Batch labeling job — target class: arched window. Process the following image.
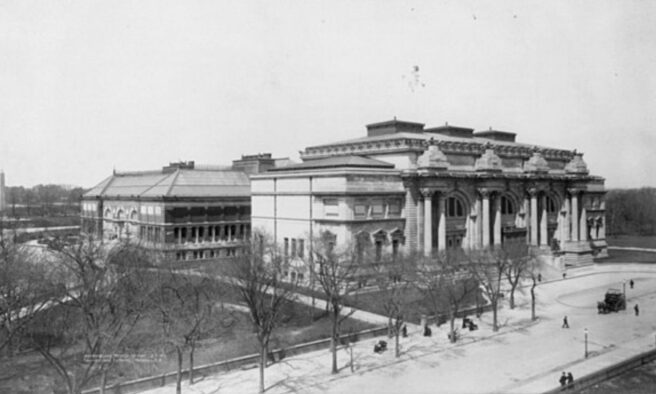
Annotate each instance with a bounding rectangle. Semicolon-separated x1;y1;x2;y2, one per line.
546;195;558;213
130;210;138;221
446;196;465;218
501;195;515;215
104;209;112;218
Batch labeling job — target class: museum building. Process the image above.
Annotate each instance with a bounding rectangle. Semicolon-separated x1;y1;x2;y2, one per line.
81;154;284;261
250;119;607;281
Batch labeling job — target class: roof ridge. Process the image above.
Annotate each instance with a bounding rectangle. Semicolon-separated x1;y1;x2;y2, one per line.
164;169;182;197
140;171;175;197
98;175;116;196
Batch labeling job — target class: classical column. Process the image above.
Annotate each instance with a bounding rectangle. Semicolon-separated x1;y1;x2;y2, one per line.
416;195;424;253
570;190;579;242
437;194;447;251
563;197;571;242
473;197;481;248
422;189;433;256
540;195;548;246
580;201;588;241
599;217;606;239
529;189;538;246
493;195;502;246
177;227;182;244
404;187;418;252
480;189;491;247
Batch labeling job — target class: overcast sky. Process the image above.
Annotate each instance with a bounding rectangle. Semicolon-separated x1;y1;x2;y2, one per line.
1;0;655;189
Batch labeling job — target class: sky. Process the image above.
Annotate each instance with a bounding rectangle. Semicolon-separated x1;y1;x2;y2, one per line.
1;0;655;189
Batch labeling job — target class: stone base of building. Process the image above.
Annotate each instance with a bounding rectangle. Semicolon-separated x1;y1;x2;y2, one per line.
560;239;608;266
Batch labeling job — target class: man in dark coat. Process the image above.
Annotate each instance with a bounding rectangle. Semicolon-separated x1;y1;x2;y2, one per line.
562;316;569;328
635;304;640;316
567;372;574;387
630;279;634;289
559;372;567;387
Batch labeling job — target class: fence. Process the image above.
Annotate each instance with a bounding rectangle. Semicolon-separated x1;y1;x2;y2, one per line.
543;347;656;394
82;326;388;394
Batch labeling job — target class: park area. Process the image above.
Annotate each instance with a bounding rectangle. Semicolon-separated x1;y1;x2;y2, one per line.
138;263;656;394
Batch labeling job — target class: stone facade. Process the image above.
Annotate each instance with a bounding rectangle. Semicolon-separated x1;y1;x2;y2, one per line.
251;119;608;280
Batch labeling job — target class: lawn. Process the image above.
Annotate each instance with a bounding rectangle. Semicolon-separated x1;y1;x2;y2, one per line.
0;275;376;394
606;235;656;249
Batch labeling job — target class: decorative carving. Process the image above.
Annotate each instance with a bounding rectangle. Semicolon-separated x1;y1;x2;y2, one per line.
420;188;435;198
565;152;589;174
524;150;550;173
477;188;491;198
475;147;503;172
417;145;449;170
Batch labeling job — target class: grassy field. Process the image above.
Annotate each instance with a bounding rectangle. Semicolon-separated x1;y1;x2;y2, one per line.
597;235;656;264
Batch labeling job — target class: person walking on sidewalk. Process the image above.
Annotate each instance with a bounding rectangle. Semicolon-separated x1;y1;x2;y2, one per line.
635;304;640;316
630;279;635;289
562;316;569;328
567;372;574;388
559;372;567;387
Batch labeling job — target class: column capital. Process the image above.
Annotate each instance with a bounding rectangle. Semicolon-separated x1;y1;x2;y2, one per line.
420;188;435;198
568;187;583;195
527;188;539;197
477;188;491;198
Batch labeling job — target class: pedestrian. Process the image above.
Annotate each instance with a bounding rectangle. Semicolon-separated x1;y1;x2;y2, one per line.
559;372;567;387
562;315;569;328
630;279;634;289
567;372;574;387
538;273;542;282
635;304;640;316
562;272;567;279
402;324;408;338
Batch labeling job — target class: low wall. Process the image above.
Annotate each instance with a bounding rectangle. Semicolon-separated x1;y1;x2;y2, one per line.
82;326;387;394
543;347;656;394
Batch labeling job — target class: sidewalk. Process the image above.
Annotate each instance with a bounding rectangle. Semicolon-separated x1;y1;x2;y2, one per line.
140;263;656;394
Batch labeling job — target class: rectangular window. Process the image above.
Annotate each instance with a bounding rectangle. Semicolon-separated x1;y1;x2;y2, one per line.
291;239;297;257
372;199;384;217
298;239;305;258
388;200;401;215
284;238;289;258
354;202;367;218
324;199;339;217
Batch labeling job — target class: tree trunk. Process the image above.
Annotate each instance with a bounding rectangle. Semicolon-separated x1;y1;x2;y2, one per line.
259;343;267;393
492;300;499;331
189;341;195;385
449;310;456;343
331;308;338;374
394;321;400;357
100;369;107;394
176;346;182;394
531;278;537;321
509;283;516;309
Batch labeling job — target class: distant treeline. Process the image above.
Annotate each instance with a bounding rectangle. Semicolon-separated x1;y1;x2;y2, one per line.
4;184;85;217
606;188;656;236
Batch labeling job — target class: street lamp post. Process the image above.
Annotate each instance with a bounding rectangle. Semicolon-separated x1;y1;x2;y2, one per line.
584;328;589;358
623;281;627;301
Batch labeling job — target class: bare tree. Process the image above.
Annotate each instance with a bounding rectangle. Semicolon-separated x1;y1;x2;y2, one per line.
417;250;478;343
525;251;541;321
22;236;152;394
313;231;360;374
371;250;417;356
466;248;508;332
0;221;57;356
501;240;530;309
228;231;297;393
150;266;234;394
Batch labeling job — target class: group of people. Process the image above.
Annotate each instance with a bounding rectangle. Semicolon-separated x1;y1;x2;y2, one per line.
559;371;574;388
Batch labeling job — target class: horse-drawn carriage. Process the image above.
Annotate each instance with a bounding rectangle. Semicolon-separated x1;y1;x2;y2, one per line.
597;288;626;314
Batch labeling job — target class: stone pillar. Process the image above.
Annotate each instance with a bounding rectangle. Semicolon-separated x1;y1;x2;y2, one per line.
423;189;433;256
493;195;502;246
474;198;481;248
540;195;548;246
529;190;538;246
571;191;579;242
480;189;491;247
437;194;446;251
599;217;606;239
580;204;588;242
417;196;424;253
563;197;571;242
177;227;182;244
404;186;418;252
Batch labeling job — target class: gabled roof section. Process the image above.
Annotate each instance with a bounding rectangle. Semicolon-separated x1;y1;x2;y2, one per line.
270;155;395;172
